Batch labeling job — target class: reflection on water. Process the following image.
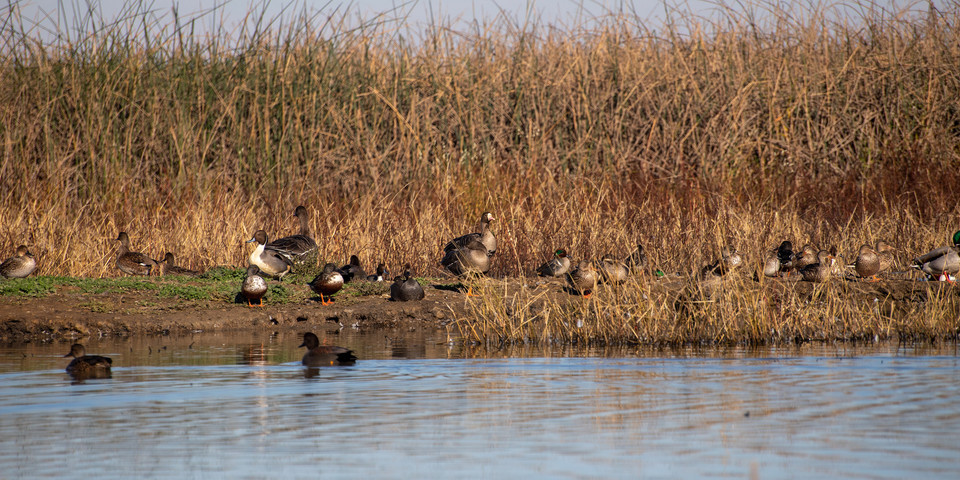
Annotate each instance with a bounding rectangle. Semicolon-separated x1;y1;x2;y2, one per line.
0;332;958;479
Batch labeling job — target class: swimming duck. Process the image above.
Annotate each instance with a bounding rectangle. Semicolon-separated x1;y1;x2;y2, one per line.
337;255;366;283
299;332;357;366
64;343;112;375
0;245;36;279
160;252;200;277
241;265;268;307
850;244;880;281
366;263;388;282
800;250;835;283
444;212;497;256
536;248;571;277
266;205;318;262
440;237;491;277
624;243;647;274
390;266;425;301
309;263;343;305
876;240;897;274
702;246;742;276
246;230;293;280
567;261;598;297
598;255;628;284
116;232;158;276
911;230;960;281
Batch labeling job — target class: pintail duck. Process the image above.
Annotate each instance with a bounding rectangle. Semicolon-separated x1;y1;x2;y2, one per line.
247;230;293;280
702;246;742;276
241;265;268;307
536;248;571;277
64;343;112;375
912;231;960;281
445;212;497;257
337;255;366;283
266;205;318;262
567;260;598;297
116;232;158;276
598;255;628;284
801;249;836;283
160;252;200;277
299;332;357;366
624;243;647;274
309;263;343;305
390;265;425;302
366;263;388;282
876;240;897;274
441;237;491;277
0;245;36;279
850;244;880;281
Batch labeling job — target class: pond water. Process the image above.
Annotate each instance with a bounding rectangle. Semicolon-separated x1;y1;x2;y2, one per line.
0;330;958;479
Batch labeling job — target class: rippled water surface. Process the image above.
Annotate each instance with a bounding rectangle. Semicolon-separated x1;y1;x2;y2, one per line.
1;331;958;479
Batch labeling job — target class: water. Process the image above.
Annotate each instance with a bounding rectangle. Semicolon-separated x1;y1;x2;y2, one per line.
1;331;958;479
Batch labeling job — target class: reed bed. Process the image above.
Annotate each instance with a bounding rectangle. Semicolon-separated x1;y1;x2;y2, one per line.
0;1;958;344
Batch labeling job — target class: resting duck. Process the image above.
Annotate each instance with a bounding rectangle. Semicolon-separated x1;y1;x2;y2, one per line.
876;240;897;274
762;243;787;278
567;261;598;297
536;248;571;277
850;244;880;281
160;252;200;277
0;245;36;279
267;205;318;262
775;240;796;276
801;249;836;283
441;237;491;277
912;231;960;281
624;243;647;274
337;255;366;283
390;266;425;301
702;246;742;276
598;255;628;284
366;263;388;282
247;230;293;280
792;244;818;273
241;265;268;307
445;212;496;256
64;344;112;375
299;332;357;366
309;263;343;305
116;232;158;276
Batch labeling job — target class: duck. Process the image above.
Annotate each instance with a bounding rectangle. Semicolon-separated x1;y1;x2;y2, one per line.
246;230;293;280
366;263;388;282
444;212;497;256
160;252;200;277
775;240;796;276
598;255;628;284
792;244;819;273
762;244;783;278
337;255;366;283
536;248;571;277
309;263;343;305
299;332;357;366
911;230;960;282
116;232;158;276
64;343;112;375
390;266;425;301
850;244;881;281
266;205;318;262
440;237;491;277
702;246;742;276
567;261;598;297
0;245;36;279
876;240;897;274
800;249;836;283
624;243;647;274
241;265;268;307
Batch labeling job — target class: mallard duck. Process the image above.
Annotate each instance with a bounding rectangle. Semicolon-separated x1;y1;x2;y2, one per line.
876;240;897;274
440;237;491;277
912;231;960;281
774;240;796;276
337;255;366;283
366;263;388;282
267;205;318;262
850;244;880;281
762;245;782;278
792;244;818;272
598;255;628;284
247;230;293;280
702;246;742;276
624;243;647;274
64;343;112;375
241;265;267;307
567;261;598;297
299;332;357;366
116;232;158;276
445;212;496;256
536;248;571;277
309;263;343;305
390;266;425;301
160;252;200;277
0;245;36;279
801;250;835;283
